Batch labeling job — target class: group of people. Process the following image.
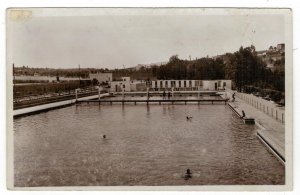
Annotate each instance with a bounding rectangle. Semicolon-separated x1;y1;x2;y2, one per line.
146;90;172;100
162;90;172;100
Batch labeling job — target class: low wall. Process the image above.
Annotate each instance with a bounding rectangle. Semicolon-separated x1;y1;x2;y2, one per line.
226;90;285;123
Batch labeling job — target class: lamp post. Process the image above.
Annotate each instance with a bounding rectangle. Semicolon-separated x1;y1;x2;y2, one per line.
78;64;81;88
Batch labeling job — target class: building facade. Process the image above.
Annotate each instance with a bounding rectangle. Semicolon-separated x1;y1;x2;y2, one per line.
110;81;131;92
149;80;231;91
130;82;147;91
110;77;147;92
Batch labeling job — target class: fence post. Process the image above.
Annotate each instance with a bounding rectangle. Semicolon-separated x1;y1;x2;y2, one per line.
172;87;174;98
75;89;79;102
122;88;125;100
99;87;101;100
147;87;149;100
96;86;101;100
272;108;273;118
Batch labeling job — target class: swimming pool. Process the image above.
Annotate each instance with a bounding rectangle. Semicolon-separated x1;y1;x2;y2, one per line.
13;100;285;186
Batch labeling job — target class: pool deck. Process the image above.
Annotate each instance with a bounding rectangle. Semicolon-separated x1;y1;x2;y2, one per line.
13;93;110;117
79;98;229;105
227;95;285;163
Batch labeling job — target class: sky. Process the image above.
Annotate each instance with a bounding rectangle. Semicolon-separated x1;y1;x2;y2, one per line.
7;8;286;69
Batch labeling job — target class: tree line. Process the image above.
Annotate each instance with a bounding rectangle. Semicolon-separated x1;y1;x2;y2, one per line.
145;46;284;94
111;45;284;102
14;45;285;100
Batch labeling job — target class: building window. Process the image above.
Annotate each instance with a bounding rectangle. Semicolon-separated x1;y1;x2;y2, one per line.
184;81;186;87
218;81;221;87
171;81;175;87
155;81;157;87
179;81;181;87
160;81;163;87
165;81;168;87
189;80;192;87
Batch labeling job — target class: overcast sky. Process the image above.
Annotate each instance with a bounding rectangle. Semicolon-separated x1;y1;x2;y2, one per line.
7;9;285;69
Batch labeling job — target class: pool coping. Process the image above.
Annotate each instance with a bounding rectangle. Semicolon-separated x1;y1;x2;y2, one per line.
227;102;285;165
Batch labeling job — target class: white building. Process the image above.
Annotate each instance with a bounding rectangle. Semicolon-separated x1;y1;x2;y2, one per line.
89;72;113;84
121;77;130;82
130;81;147;91
149;80;231;91
110;81;131;92
110;77;147;92
202;80;231;90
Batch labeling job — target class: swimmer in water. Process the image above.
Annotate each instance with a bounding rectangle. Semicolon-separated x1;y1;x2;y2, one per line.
103;135;106;139
184;169;192;180
186;116;193;120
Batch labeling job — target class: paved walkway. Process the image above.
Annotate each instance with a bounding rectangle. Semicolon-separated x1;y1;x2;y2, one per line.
228;95;285;159
14;93;110;117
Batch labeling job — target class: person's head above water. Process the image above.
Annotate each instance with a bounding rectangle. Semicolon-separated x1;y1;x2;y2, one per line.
186;169;191;174
103;135;106;139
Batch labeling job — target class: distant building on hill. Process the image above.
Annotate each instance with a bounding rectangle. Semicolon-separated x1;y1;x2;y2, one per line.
277;43;285;52
257;43;285;70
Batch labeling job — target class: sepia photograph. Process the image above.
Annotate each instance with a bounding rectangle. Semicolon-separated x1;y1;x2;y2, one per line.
6;8;292;190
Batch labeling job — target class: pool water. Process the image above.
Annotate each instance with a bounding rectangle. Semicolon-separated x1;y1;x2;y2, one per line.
13;102;285;186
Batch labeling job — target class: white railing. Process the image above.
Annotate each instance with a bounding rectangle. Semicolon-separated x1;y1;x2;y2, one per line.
226;89;285;123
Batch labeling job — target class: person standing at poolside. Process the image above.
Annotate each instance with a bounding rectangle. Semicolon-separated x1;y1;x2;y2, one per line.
241;110;246;118
168;91;171;99
163;90;166;100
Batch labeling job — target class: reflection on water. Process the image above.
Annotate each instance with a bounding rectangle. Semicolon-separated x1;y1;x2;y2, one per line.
14;101;285;186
